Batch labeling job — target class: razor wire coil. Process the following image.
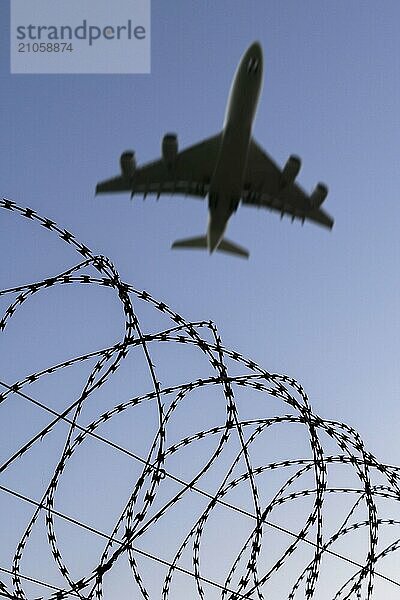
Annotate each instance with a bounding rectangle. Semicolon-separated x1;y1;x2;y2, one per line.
1;198;400;600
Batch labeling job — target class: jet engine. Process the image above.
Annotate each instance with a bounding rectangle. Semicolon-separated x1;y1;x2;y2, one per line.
120;151;136;178
162;133;178;169
282;155;301;186
310;183;328;208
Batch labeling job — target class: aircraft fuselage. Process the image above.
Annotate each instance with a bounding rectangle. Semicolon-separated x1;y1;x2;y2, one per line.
207;42;263;252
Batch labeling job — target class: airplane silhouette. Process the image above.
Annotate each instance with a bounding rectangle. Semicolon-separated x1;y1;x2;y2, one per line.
96;42;333;258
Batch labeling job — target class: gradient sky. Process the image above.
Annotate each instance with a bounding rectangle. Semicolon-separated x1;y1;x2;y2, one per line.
1;1;400;598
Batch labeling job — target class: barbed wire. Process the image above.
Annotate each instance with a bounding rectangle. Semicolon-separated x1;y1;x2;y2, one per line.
1;197;400;600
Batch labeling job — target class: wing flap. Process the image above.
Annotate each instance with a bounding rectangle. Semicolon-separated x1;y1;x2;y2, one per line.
96;176;132;194
171;236;249;259
96;133;221;201
242;139;334;229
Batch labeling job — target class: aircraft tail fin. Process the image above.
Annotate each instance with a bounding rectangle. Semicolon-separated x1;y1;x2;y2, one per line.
171;236;249;259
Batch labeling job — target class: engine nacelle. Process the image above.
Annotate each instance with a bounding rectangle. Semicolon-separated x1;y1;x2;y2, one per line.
162;133;178;168
120;151;136;178
310;183;328;208
282;155;301;186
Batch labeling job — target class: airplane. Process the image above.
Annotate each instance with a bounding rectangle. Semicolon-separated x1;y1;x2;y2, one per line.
96;41;334;259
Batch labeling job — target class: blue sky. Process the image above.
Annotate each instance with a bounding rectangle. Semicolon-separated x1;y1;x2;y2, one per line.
1;1;400;598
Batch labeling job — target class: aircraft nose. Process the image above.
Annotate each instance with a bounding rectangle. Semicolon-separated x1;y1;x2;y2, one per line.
249;41;262;57
243;41;263;72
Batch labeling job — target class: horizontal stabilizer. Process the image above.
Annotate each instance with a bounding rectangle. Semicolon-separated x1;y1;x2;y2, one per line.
217;238;249;259
171;235;208;250
171;236;249;259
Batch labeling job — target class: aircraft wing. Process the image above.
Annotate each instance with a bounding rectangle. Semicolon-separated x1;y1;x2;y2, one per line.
96;134;221;199
242;140;334;229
